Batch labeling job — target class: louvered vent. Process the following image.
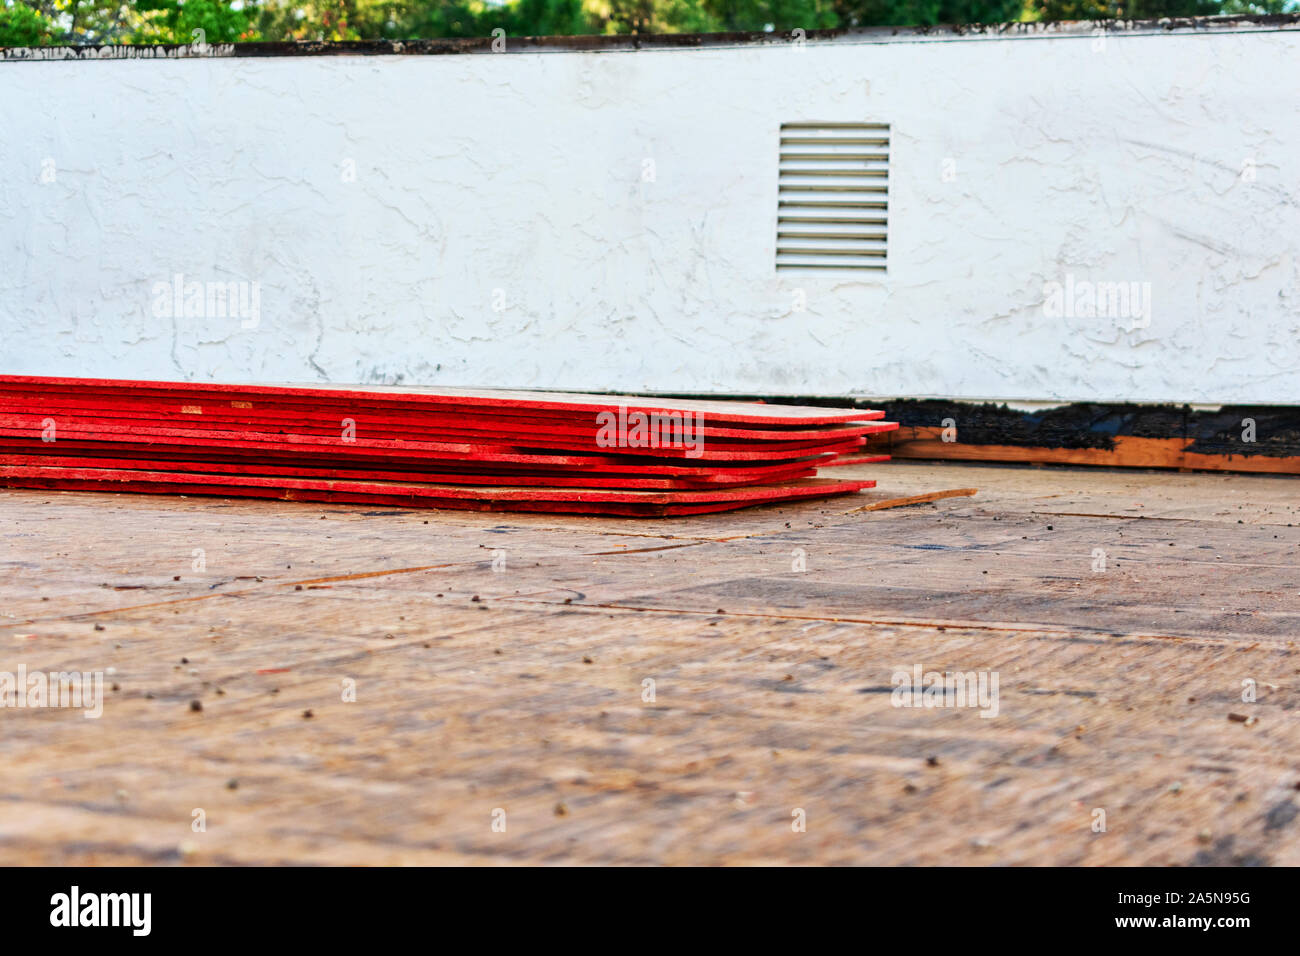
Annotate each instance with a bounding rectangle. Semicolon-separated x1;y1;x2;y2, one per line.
776;122;889;272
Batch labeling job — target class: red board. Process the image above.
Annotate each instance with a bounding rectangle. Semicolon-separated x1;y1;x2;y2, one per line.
0;417;877;463
0;376;884;426
0;453;818;490
0;394;886;442
0;438;845;479
0;463;873;504
0;409;891;456
0;376;893;515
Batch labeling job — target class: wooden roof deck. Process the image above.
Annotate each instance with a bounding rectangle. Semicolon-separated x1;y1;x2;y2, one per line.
0;461;1297;865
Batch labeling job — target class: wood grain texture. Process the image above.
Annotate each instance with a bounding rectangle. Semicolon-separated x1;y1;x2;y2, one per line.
0;461;1297;865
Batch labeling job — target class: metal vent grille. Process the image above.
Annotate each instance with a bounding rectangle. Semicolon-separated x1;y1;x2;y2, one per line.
776;122;888;272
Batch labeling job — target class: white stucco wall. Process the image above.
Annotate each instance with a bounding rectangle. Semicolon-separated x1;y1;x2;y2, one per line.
2;25;1298;404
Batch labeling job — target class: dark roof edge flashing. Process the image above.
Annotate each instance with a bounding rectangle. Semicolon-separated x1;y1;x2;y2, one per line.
4;14;1300;61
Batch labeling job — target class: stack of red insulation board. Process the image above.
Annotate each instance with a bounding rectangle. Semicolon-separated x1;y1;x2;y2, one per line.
0;376;897;516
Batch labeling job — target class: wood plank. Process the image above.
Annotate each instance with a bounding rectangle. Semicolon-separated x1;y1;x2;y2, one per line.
1;461;1297;865
0;376;885;426
872;430;1300;475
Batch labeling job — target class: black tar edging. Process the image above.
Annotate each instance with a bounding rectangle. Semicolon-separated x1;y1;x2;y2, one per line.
879;400;1300;458
658;395;1300;458
3;14;1300;60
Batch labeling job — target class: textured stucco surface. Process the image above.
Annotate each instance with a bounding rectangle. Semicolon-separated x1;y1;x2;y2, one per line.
2;30;1298;403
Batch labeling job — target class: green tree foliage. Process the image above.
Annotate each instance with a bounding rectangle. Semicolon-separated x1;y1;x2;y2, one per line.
835;0;1022;26
697;0;838;31
254;1;399;41
4;0;1293;48
1028;0;1222;19
0;1;58;44
1;0;144;45
396;0;591;40
1221;0;1293;11
134;0;259;41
